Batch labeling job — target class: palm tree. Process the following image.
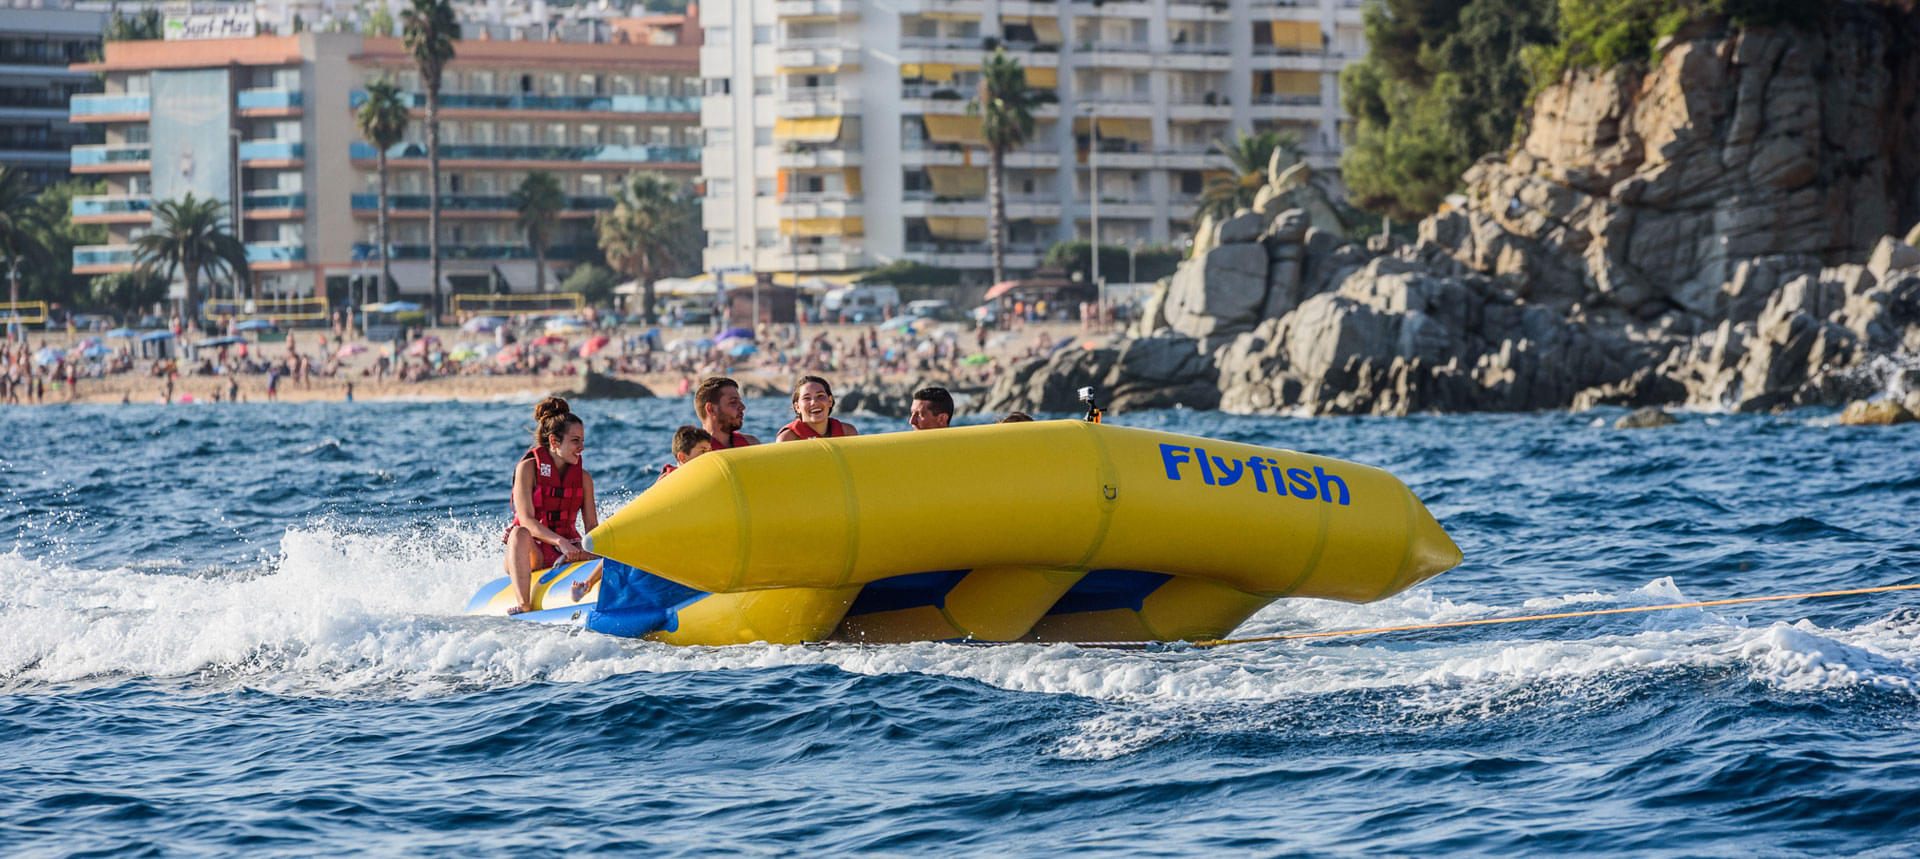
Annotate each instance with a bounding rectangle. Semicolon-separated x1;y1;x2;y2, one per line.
597;173;697;324
1196;129;1301;224
355;78;409;303
0;167;47;312
511;170;565;293
967;48;1039;287
133;193;250;329
402;0;457;323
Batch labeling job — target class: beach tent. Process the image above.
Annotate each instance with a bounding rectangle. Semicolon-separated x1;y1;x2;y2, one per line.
106;327;139;339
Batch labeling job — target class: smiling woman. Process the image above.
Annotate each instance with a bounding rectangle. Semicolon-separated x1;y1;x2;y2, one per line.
776;374;858;441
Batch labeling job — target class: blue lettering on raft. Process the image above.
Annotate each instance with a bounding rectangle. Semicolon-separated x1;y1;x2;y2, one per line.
1157;443;1352;506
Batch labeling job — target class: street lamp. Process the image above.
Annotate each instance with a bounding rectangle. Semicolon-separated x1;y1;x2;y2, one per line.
228;128;247;306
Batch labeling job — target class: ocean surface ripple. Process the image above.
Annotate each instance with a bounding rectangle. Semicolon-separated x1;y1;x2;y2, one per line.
2;400;1917;855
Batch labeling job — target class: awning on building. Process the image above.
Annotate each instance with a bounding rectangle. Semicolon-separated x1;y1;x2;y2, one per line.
924;10;979;21
923;114;985;145
489;261;558;292
1023;66;1058;88
1267;70;1320;95
774;116;844;142
1073;116;1154;143
927;165;987;197
1267;20;1321;50
776;63;858;75
1031;17;1062;44
780;217;865;236
924;216;988;241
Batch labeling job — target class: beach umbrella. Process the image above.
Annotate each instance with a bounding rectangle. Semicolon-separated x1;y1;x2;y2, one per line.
448;348;480;361
380;301;422;313
83;344;112;359
106;327;138;339
139;331;174;342
33;347;61;365
578;335;611;357
404;336;441;357
462;315;507;333
193;336;246;348
335;343;368;359
727;342;758;358
235;319;276;331
962;353;991;366
494;343;524;365
716;326;753;342
544;316;588;333
666;337;712;353
530;335;566;348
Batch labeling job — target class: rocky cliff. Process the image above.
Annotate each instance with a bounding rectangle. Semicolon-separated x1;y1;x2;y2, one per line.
979;4;1920;417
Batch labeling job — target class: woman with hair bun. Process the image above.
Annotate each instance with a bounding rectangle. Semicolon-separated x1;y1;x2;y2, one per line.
501;396;599;614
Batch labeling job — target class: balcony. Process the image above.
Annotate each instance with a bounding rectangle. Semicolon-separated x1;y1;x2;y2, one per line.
776;86;861;118
69;93;150;119
775;42;861;71
1075;44;1154;69
239;140;304;162
348;90;699;115
71;195;151;219
73;244;136;269
350;141;700;166
70;143;149;171
779;192;863;220
246;243;307;264
244;192;307;212
777;148;856;169
349;193;616;213
351;243;598;261
237;88;303;111
774;0;860;17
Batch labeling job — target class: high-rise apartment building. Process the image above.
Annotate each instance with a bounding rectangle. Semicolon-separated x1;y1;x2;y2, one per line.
699;0;1363;278
68;26;701;302
2;7;103;188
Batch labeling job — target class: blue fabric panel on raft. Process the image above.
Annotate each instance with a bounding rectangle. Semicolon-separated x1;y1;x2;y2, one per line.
585;560;706;638
845;570;971;616
1047;570;1174;615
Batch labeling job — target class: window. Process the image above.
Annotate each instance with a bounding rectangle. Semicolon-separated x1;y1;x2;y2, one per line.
708;127;732;146
707;26;730;45
614;75;636;95
546;123;568;145
709;177;732;197
753;25;774;44
441;121;461;144
755;177;776;196
579;174;603;196
709;229;734;248
754;76;773;95
471;70;494;94
649;76;671;97
471;123;496;145
546;73;566;95
757;228;778;248
507;123;532;144
649;125;673;146
682;77;701;97
579;74;601;95
125;125;149;144
706;77;731;96
579;124;601;145
684;128;703;146
754;126;772;146
616;125;638;146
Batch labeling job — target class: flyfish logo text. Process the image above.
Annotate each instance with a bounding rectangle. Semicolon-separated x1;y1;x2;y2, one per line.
1158;443;1351;505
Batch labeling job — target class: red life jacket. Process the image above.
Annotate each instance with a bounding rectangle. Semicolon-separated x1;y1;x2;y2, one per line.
660;463;678;476
512;446;584;540
782;417;851;439
708;430;756;450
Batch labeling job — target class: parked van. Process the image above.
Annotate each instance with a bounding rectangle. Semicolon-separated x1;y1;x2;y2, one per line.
821;286;901;323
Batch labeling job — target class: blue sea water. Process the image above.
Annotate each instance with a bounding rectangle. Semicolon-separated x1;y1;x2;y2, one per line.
2;398;1918;855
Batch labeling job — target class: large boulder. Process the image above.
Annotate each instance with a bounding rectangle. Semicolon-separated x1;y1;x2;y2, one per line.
1162;243;1271;338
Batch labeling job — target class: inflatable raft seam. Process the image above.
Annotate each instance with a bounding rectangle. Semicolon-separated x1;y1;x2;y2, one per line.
1271;460;1333;598
714;454;750;592
823;441;861;588
1070;422;1121;571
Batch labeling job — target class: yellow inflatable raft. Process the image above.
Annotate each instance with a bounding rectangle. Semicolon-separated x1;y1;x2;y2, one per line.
467;420;1462;645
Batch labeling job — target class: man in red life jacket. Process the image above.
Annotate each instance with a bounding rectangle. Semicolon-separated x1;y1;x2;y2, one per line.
694;376;760;449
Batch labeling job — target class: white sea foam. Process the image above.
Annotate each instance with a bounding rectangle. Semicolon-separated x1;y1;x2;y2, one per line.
4;528;1918;723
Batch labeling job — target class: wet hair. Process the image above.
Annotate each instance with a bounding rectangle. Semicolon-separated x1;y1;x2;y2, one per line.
999;411;1035;423
790;374;834;416
673;424;713;456
532;396;582;448
694;376;738;421
912;386;954;418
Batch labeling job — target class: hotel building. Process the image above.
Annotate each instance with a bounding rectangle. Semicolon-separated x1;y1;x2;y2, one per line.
2;6;102;187
698;0;1364;277
68;25;701;301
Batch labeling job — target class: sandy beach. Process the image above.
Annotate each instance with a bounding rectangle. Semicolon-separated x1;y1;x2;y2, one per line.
4;319;1107;407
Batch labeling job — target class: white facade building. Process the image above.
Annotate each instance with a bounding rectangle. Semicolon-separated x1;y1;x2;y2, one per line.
699;0;1364;277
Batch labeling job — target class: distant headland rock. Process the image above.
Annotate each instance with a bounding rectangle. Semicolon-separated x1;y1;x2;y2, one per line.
980;4;1920;419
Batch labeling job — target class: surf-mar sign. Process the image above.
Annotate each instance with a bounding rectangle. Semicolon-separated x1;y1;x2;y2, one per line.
164;12;257;40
